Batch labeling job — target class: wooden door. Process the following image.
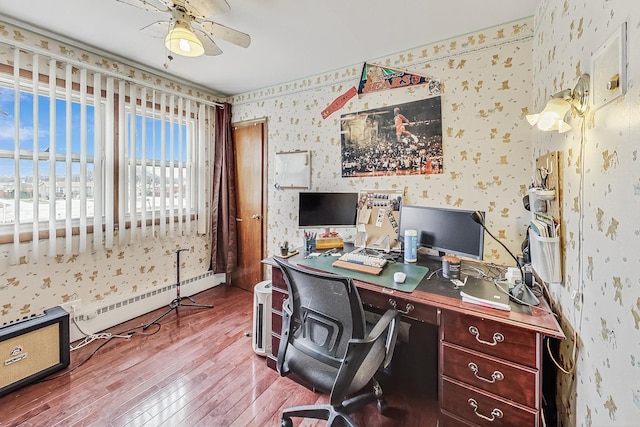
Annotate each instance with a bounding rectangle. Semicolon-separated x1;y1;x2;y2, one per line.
231;120;266;292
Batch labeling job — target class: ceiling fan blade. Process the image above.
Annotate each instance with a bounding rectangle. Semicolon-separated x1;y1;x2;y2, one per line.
115;0;170;13
183;0;230;19
140;20;170;38
199;21;251;48
194;30;223;56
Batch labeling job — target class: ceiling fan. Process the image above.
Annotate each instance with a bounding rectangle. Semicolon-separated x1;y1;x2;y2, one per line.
116;0;251;57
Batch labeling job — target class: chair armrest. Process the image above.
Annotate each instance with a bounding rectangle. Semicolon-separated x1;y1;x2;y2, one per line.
364;309;400;368
349;308;400;368
330;309;400;401
276;298;293;375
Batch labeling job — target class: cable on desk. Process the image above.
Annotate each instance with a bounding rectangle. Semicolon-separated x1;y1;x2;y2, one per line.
460;264;486;279
476;262;506;282
427;268;442;280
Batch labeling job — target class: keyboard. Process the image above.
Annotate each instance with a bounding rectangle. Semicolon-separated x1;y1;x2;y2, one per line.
338;252;388;268
332;252;387;275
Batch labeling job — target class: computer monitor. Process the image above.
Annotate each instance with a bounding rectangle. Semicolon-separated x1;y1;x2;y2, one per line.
398;205;485;260
298;192;358;232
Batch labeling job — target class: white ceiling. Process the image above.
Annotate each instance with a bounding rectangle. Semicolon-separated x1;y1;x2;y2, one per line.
0;0;540;97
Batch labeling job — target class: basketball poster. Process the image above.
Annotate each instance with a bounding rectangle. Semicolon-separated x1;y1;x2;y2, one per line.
340;97;443;177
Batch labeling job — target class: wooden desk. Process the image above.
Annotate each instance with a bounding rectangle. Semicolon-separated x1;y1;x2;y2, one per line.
263;253;564;427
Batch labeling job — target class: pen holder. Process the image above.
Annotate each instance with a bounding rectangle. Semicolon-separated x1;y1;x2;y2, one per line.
303;238;316;255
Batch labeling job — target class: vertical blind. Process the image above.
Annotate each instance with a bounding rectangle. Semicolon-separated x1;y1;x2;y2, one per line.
2;47;213;264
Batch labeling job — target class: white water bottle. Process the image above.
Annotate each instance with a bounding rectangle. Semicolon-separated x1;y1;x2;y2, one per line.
404;229;417;263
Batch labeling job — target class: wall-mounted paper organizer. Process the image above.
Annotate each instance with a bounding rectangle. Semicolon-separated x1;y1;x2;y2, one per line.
529;230;562;284
531;151;563;284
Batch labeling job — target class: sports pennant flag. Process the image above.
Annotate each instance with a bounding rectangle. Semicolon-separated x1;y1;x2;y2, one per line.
321;86;358;119
358;63;440;96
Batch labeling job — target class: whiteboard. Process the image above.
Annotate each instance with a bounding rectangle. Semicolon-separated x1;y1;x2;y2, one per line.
274;151;311;189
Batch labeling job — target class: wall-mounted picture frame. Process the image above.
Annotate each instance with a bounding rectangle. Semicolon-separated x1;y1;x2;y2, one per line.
591;22;627;109
340;97;443;177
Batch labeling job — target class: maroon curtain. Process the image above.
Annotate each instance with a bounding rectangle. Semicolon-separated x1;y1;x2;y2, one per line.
210;103;238;274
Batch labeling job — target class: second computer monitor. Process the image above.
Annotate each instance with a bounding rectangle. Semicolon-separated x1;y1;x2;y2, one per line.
298;192;358;231
398;205;485;260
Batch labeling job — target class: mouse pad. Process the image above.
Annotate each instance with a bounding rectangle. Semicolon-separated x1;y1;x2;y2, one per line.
299;255;428;293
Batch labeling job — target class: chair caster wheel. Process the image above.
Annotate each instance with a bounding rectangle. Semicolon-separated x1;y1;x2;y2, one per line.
377;399;389;415
281;416;293;427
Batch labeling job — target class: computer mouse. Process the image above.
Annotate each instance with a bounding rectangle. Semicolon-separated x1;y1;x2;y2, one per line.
393;272;406;283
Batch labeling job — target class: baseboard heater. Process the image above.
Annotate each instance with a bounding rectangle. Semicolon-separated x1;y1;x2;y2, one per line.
0;306;70;397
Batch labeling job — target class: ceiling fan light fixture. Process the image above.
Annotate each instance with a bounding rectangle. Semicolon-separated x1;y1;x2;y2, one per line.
165;22;204;57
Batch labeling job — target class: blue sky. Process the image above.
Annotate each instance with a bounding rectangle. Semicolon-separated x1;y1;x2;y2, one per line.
0;86;188;177
0;88;95;157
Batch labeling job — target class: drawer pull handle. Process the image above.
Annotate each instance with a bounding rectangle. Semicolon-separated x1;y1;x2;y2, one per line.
468;362;504;383
468;398;503;422
388;299;414;314
468;326;504;346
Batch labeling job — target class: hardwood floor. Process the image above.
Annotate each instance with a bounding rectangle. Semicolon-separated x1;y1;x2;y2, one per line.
0;285;438;426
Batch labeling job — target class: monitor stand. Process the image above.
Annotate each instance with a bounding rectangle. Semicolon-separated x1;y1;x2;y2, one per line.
354;230;367;248
319;227;343;238
370;234;391;253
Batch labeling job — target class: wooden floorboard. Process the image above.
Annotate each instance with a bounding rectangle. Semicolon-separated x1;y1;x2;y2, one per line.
0;284;438;426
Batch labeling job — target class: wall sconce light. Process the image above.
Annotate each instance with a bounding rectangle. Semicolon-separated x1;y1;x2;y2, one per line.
165;13;204;57
526;73;590;133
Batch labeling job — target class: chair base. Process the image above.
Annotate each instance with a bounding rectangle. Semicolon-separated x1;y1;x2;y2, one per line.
281;380;386;427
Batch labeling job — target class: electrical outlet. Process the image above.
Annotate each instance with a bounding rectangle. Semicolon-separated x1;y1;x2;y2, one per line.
59;299;82;317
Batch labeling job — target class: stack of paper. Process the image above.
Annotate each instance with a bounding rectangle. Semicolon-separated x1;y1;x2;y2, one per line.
530;212;558;237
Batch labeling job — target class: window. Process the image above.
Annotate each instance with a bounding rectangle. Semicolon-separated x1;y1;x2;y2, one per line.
123;91;198;235
0;49;211;261
0;87;96;229
126;114;191;217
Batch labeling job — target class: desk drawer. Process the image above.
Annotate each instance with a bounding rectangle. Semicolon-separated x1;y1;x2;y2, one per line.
271;287;287;313
358;287;438;324
271;267;286;291
441;342;538;408
441;378;538;427
442;311;539;368
271;334;281;360
272;311;283;337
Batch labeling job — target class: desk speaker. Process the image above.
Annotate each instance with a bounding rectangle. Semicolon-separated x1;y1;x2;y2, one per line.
0;306;70;397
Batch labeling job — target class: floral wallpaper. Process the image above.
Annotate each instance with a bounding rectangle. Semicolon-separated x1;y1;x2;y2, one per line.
1;233;212;322
531;1;640;426
0;21;222;328
232;18;536;266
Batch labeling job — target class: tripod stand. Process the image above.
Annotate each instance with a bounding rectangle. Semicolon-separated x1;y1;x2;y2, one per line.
143;248;213;330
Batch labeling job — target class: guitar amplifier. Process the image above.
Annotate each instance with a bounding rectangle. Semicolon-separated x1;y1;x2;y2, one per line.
1;306;70;397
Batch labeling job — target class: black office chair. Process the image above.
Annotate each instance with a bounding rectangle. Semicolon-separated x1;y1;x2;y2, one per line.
273;257;400;427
